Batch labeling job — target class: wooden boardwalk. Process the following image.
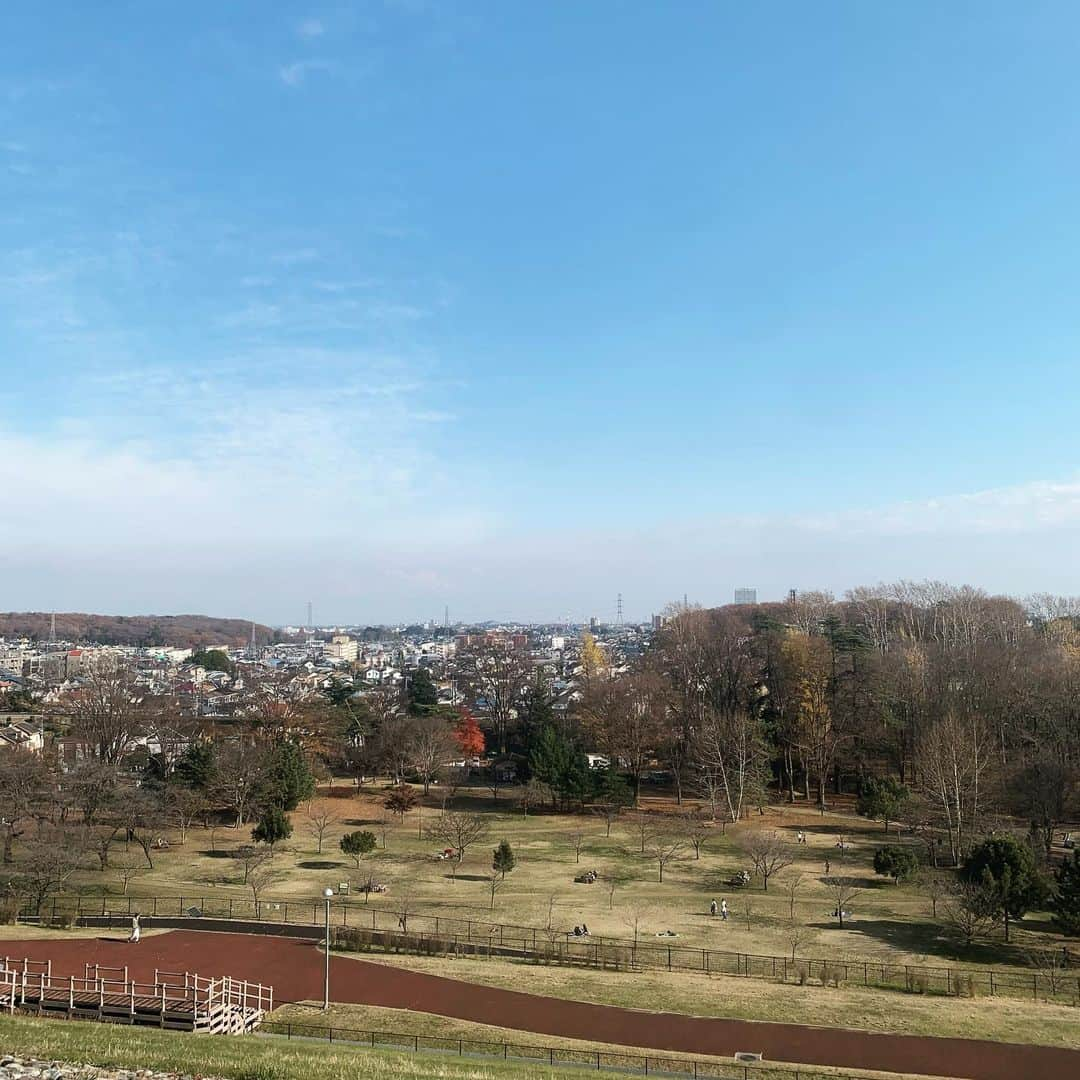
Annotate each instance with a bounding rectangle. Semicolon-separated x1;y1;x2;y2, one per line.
0;956;271;1034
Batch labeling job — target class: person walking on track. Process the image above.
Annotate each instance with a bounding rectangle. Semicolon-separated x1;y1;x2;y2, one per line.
127;915;141;943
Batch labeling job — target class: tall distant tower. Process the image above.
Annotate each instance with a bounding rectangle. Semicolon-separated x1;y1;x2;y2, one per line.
444;604;449;630
250;621;258;657
306;601;313;630
49;612;56;644
616;593;623;626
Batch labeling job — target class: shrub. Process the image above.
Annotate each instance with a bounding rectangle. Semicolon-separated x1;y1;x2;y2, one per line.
822;962;846;987
873;845;919;885
794;962;810;986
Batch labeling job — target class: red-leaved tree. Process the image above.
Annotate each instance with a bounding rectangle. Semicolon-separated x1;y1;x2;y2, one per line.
453;709;485;757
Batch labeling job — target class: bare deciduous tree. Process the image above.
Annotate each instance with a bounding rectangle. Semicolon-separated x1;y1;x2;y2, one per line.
571;830;586;864
426;812;490;880
454;640;530;755
941;881;996;946
0;748;51;864
743;830;794;891
782;872;805;920
823;876;861;929
785;918;814;961
627;810;660;854
63;666;144;766
410;715;458;796
680;811;712;859
166;787;206;845
918;711;992;865
248;862;283;917
305;807;339;855
648;835;686;883
112;852;146;895
230;844;274;886
917;868;951;919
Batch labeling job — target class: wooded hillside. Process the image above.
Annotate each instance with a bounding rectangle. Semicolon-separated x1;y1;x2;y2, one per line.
0;612;275;648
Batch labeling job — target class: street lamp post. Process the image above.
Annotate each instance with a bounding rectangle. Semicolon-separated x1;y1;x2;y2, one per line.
322;887;334;1010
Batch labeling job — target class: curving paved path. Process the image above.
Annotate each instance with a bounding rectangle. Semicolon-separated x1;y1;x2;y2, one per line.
2;931;1078;1080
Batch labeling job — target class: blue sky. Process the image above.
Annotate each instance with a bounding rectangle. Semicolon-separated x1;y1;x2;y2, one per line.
3;2;1080;624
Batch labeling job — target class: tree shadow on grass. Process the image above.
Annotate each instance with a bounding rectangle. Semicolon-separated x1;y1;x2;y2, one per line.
446;873;489;882
839;916;1020;967
198;850;234;859
297;860;345;870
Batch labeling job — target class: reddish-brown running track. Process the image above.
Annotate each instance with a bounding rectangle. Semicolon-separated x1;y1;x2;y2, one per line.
2;931;1077;1080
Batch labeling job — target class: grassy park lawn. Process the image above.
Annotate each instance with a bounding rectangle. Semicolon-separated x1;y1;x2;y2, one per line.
343;950;1080;1050
0;923;169;941
51;784;1074;980
0;1013;628;1080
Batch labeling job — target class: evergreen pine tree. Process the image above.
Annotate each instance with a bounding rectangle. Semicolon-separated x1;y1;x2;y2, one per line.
492;839;516;879
1053;850;1080;936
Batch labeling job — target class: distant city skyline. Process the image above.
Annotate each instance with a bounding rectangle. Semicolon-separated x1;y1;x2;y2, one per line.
4;4;1080;621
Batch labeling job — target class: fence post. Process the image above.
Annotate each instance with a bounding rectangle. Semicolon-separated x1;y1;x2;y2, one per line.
989;970;995;995
288;1023;292;1040
668;947;672;971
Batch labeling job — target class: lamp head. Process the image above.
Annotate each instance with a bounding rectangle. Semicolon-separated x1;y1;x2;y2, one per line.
323;887;334;898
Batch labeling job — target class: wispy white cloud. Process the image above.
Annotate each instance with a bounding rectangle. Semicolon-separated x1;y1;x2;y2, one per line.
796;478;1080;537
270;247;319;265
297;17;325;39
278;59;334;87
313;278;380;293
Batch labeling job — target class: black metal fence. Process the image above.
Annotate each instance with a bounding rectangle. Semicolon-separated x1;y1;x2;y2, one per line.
261;1018;883;1080
26;893;1080;1005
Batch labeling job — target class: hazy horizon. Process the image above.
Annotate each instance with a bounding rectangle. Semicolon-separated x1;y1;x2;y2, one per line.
4;3;1080;623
